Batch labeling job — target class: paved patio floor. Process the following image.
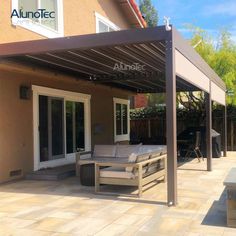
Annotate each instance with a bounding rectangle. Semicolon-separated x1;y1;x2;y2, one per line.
1;153;236;236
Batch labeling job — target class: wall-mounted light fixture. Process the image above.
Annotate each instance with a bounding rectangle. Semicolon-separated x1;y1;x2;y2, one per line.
19;85;30;100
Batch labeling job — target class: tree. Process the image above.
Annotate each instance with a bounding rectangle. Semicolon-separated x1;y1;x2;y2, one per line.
146;93;165;106
210;31;236;105
189;26;236;105
139;0;158;27
176;26;236;125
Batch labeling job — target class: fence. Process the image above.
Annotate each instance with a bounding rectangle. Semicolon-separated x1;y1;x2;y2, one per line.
131;116;235;151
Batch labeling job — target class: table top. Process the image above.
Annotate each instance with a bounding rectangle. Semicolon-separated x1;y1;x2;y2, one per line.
224;168;236;187
177;139;192;144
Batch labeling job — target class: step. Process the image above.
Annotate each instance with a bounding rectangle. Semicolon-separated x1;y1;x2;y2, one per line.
25;164;76;181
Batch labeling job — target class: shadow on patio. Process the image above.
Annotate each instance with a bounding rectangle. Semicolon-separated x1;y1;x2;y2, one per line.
0;176;168;206
201;188;227;227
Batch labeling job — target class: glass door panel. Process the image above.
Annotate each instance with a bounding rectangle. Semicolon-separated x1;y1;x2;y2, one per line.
39;95;49;162
51;98;64;159
66;101;74;154
66;101;85;154
75;102;85;151
39;95;64;163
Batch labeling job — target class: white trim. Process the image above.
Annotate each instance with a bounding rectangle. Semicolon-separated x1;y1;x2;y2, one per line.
113;98;130;143
95;12;120;33
32;85;91;170
113;98;129;104
11;0;64;38
32;85;91;100
126;0;144;28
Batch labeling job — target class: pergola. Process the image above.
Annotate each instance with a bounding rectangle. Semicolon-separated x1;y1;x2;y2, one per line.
0;25;227;206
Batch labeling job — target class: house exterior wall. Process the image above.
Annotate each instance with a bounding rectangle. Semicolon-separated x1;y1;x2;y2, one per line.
0;0;137;183
0;63;131;183
0;0;131;43
133;94;148;108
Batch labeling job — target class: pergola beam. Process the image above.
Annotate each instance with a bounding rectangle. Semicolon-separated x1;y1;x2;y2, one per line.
173;28;225;91
0;26;169;58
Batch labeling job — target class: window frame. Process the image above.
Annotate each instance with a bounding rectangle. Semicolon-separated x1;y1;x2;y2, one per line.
113;98;130;142
95;12;120;33
11;0;64;38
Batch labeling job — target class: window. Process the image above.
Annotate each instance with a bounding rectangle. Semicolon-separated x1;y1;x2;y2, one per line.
12;0;64;38
95;12;119;33
113;98;130;142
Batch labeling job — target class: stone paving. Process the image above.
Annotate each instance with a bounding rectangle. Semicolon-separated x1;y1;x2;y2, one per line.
1;153;236;235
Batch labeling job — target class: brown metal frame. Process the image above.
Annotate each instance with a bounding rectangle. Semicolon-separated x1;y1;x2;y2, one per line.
223;98;227;157
165;30;178;206
0;25;227;206
205;92;213;171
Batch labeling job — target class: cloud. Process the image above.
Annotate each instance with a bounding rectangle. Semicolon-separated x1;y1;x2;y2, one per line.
203;1;236;16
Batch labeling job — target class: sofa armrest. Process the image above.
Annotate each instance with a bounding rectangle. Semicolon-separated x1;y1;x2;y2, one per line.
76;151;92;176
76;151;92;161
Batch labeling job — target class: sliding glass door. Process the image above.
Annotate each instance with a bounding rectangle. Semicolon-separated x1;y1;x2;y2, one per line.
35;88;90;170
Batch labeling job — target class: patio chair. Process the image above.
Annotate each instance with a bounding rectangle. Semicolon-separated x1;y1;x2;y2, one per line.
183;131;204;162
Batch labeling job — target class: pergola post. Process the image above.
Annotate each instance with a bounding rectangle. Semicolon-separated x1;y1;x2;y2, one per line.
223;97;227;157
165;30;177;206
205;92;212;171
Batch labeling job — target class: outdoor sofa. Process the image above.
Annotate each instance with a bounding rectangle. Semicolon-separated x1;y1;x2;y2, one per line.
76;144;167;196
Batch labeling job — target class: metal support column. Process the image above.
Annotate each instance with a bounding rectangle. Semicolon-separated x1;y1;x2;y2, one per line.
205;92;212;171
165;30;177;206
223;99;227;157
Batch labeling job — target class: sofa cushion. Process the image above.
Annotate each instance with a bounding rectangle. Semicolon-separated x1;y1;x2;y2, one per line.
115;144;141;158
136;153;150;163
146;161;160;172
100;167;135;179
100;166;147;179
138;145;167;155
146;152;165;173
93;145;116;158
125;153;138;172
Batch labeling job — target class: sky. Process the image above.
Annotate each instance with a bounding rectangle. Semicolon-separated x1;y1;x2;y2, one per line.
150;0;236;43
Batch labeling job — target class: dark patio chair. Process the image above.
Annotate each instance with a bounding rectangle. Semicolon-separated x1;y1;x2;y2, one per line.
183;131;204;162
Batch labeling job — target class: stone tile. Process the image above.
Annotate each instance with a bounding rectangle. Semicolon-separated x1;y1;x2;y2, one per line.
57;216;112;234
1;155;236;235
0;227;51;236
223;228;236;236
29;217;69;232
0;217;36;229
47;210;79;219
113;213;151;226
126;204;161;216
94;223;129;236
140;217;191;235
